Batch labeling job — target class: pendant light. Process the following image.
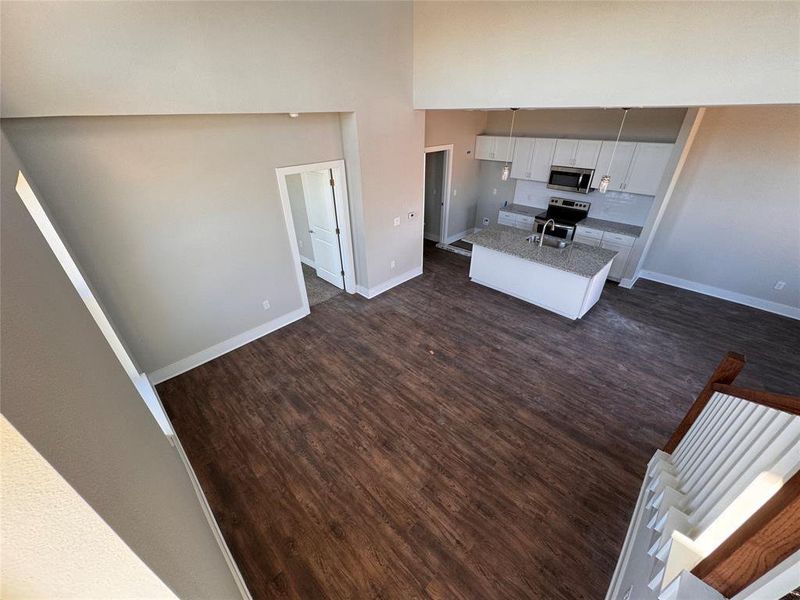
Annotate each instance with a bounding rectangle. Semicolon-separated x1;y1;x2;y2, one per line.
598;107;631;193
500;108;519;181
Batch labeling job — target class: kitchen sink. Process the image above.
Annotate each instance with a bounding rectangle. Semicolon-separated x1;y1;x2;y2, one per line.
526;235;571;249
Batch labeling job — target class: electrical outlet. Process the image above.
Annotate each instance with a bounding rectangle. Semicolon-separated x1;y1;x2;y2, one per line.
492;188;497;196
452;189;457;197
482;217;490;226
298;240;303;248
262;300;270;310
408;211;417;220
393;217;400;227
774;281;786;290
390;260;396;270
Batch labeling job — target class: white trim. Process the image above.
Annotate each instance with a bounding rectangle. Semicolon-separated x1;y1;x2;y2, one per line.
436;243;472;257
355;266;423;299
299;255;316;268
275;160;356;295
425;145;454;245
148;306;309;384
170;431;253;600
132;374;174;436
444;227;475;245
638;270;800;320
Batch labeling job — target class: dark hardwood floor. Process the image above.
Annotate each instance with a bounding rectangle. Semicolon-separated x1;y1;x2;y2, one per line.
159;243;800;600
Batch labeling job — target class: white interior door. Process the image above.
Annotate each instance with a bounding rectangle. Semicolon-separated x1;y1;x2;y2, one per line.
301;170;344;289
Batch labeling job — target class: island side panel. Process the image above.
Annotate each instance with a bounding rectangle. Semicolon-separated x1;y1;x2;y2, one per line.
468;245;590;319
578;261;613;318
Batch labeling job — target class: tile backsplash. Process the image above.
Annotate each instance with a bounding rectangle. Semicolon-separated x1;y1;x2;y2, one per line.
511;180;654;226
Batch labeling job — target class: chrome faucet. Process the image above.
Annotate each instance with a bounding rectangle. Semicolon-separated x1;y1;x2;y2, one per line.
539;219;555;247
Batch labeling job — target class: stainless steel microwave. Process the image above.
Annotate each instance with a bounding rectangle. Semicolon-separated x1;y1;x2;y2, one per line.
547;166;594;194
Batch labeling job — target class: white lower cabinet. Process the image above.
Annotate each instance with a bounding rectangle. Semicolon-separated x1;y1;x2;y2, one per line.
575;225;636;281
497;211;517;227
573;235;601;248
498;210;535;231
600;240;632;281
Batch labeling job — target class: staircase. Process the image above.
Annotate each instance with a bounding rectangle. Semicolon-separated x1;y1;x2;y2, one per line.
606;353;800;600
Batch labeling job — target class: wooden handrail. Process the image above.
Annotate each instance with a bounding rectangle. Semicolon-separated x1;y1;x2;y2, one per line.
711;383;800;416
692;469;800;597
663;352;746;453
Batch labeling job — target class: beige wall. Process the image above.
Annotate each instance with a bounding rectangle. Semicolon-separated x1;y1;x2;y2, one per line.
425;110;489;238
475;161;519;229
0;0;425;292
0;133;240;598
1;416;176;599
484;108;687;143
414;1;800;109
2;114;343;373
644;106;800;313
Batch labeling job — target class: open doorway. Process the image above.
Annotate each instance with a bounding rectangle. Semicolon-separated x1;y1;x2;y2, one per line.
423;145;469;257
423;145;452;244
276;160;355;309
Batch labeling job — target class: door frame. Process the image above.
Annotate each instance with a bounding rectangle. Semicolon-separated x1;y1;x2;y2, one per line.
424;145;453;244
275;160;356;305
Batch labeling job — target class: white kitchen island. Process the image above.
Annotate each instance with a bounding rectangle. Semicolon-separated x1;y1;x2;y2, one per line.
463;225;617;320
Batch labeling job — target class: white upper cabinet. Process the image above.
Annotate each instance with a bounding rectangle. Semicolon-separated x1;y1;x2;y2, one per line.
510;138;535;179
530;138;558;180
510;138;557;181
475;135;516;161
552;139;578;166
589;141;673;195
477;133;673;195
624;143;673;195
552;139;602;169
493;136;516;163
591;141;637;191
573;140;602;169
474;136;496;160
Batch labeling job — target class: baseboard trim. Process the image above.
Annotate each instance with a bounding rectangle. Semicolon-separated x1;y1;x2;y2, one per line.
638;270;799;320
171;433;253;600
299;255;315;268
148;306;310;384
445;227;475;245
356;266;423;299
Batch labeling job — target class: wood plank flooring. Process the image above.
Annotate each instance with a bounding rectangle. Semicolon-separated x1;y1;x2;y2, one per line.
159;243;800;600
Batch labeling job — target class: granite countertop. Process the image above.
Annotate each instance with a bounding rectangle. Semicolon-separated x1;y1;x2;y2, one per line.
578;217;643;238
498;204;542;217
499;205;643;238
463;224;617;278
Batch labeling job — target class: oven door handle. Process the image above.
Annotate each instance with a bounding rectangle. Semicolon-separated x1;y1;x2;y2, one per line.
537;220;573;231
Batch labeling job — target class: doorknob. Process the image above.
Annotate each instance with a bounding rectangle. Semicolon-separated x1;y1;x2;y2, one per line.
309;229;314;233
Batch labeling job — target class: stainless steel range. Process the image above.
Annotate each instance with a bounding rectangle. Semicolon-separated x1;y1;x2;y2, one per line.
533;197;590;240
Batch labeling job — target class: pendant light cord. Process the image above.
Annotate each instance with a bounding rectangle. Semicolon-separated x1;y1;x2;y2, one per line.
505;108;518;165
607;108;629;171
